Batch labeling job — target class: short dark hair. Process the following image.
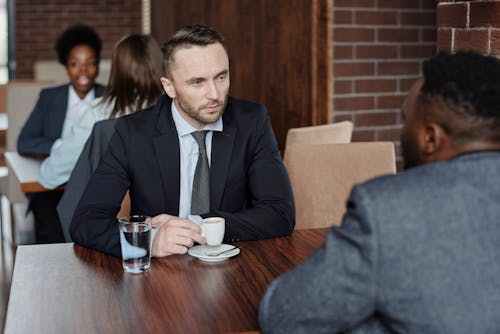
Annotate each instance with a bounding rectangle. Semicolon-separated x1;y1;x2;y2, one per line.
419;51;500;143
161;24;227;77
55;24;102;66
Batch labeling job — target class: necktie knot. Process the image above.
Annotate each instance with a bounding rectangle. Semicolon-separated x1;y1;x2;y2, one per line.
192;131;208;152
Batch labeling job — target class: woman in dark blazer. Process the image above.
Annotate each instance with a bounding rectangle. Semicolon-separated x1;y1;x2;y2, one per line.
17;24;105;243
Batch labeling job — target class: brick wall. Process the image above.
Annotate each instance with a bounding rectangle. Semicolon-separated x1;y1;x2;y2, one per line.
332;0;436;167
15;0;142;79
437;0;500;55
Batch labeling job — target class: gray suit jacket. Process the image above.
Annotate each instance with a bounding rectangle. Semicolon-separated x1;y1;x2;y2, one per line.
259;151;500;334
57;119;117;241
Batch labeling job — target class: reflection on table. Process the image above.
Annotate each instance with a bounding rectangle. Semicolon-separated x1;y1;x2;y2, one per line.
5;228;328;333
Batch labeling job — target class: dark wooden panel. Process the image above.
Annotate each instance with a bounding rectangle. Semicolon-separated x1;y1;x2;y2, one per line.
151;0;332;150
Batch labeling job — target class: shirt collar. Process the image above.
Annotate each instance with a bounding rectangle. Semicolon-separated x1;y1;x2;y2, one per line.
68;85;95;108
171;100;223;137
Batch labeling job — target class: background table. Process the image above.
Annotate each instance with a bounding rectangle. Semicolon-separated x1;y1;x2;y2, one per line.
4;228;328;334
5;151;45;192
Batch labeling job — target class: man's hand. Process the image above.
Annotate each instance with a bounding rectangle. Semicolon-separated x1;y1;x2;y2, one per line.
151;214;205;257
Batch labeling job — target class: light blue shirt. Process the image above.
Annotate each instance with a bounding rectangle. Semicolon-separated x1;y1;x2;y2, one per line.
170;101;223;223
38;96;111;189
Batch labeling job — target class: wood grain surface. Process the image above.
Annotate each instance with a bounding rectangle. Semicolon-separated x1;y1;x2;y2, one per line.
5;228;328;334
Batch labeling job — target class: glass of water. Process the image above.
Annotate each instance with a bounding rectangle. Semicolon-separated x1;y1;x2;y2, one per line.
119;215;152;273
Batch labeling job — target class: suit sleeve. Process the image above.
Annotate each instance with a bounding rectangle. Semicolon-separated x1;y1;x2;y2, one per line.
259;185;377;333
70;120;130;257
17;90;57;155
210;107;295;241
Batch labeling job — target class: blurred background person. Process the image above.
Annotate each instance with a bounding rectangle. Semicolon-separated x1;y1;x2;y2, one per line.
55;34;164;241
17;24;103;243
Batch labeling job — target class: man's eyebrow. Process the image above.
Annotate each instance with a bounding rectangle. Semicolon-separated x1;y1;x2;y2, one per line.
215;69;229;77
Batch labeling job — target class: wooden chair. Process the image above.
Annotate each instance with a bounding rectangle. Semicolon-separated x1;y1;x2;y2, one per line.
283;121;353;161
285;142;396;229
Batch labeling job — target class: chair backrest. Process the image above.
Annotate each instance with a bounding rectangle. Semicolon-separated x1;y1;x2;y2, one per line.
284;121;353;161
285;142;396;229
6;81;53;203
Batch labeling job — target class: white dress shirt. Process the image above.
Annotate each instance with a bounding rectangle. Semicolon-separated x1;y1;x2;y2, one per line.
170;102;223;223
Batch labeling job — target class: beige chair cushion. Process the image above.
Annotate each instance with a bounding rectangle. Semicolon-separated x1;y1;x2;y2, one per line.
285;142;396;229
6;81;53;203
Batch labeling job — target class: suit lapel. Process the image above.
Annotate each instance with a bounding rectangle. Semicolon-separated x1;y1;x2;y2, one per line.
211;126;236;210
53;85;69;137
153;100;181;215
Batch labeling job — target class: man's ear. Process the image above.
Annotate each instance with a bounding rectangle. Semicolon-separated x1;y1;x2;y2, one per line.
160;77;176;99
421;122;452;160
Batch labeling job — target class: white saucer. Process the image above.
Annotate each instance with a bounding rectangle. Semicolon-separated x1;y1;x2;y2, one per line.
188;244;240;262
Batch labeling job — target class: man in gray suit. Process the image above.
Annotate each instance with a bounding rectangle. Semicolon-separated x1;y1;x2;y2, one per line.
259;51;500;333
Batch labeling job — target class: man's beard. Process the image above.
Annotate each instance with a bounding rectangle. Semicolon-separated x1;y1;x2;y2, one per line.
177;94;228;125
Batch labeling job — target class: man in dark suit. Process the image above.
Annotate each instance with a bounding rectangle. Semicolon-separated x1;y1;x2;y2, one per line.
70;25;295;257
259;51;500;333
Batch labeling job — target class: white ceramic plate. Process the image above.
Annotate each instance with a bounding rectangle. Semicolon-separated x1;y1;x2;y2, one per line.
188;244;240;262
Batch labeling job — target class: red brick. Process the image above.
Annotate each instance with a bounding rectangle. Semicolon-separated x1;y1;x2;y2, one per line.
334;80;352;94
470;2;500;28
335;28;375;42
332;114;354;123
401;45;437;58
399;78;418;92
15;0;142;78
491;29;500;55
377;128;402;141
454;29;489;53
355;11;398;25
355;111;398;126
334;96;375;111
355;45;398;59
335;10;353;24
400;12;436;26
335;0;375;7
351;129;376;142
334;62;375;76
421;28;438;42
378;28;419;42
437;28;452;51
355;79;397;93
377;95;406;109
378;62;420;76
378;0;419;9
335;45;353;59
437;3;468;28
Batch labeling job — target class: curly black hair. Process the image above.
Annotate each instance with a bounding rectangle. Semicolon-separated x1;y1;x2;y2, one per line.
54;24;102;66
420;51;500;142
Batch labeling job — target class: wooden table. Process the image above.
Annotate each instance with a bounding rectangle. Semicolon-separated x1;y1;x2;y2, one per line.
4;151;62;192
4;228;328;334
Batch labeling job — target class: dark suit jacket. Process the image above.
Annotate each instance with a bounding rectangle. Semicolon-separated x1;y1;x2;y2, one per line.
71;95;295;257
57;119;117;242
260;151;500;334
17;83;105;155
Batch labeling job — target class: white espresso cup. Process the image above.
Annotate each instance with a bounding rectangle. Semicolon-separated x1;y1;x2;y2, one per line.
201;217;225;246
